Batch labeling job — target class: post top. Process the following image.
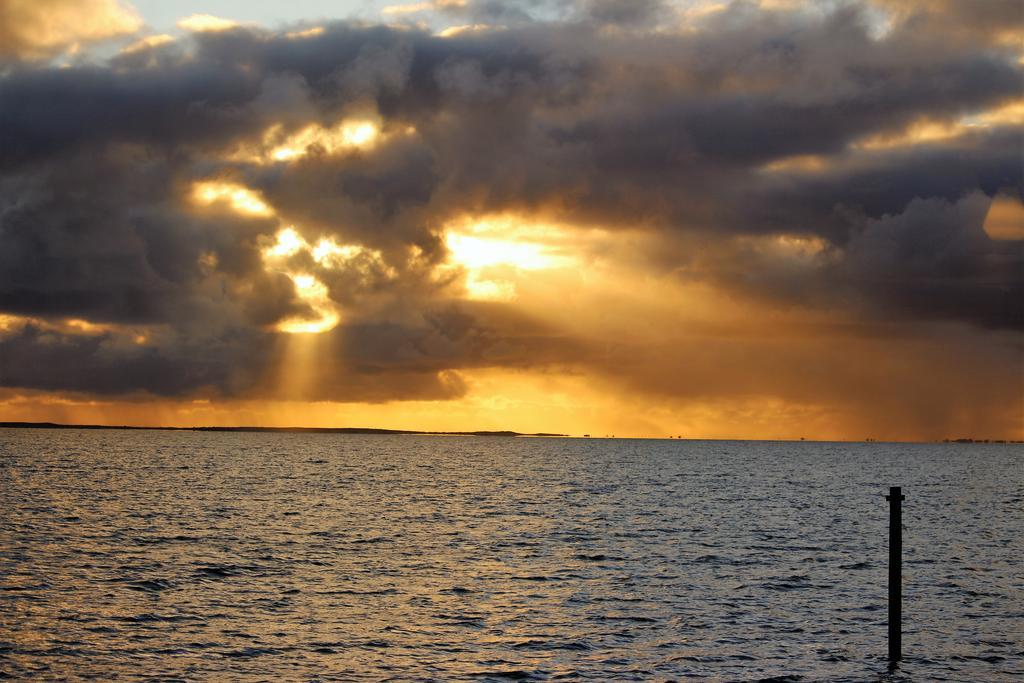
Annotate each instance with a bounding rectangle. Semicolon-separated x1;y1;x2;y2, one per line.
885;486;906;501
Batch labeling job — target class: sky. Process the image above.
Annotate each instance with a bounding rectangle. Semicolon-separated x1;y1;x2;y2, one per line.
0;0;1021;440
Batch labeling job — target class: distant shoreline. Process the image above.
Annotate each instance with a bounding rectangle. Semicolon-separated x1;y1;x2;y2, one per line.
0;421;567;438
0;422;1020;443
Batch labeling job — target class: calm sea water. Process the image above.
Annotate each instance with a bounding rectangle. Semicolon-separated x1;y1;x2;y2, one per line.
1;429;1021;681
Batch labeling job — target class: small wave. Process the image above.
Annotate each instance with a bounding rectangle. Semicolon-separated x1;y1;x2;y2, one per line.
839;562;871;570
691;554;761;566
512;639;589;651
132;536;172;545
319;588;397;596
592;615;657;623
360;639;391;648
112;613;202;623
951;654;1006;663
435;612;486;627
854;604;883;611
126;578;174;593
193;564;263;578
469;670;546;680
1;583;51;592
221;647;280;659
760;574;811;591
674;654;725;663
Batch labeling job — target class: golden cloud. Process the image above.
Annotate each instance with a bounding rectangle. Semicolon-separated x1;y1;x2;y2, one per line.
0;0;141;60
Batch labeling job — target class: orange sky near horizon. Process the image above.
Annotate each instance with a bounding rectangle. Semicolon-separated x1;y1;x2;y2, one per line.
2;375;1021;442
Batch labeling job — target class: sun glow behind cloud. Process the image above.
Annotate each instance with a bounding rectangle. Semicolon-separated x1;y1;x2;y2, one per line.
188;178;345;336
188;172;402;337
191;181;272;216
445;234;561;270
260;228;344;334
443;216;578;301
265;226;304;258
225;118;404;166
277;274;339;334
269;120;380;161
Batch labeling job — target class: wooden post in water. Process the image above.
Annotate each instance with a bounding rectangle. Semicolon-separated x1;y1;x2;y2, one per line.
886;486;905;665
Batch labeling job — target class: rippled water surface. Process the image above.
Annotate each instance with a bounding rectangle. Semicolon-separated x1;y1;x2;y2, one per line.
1;429;1022;681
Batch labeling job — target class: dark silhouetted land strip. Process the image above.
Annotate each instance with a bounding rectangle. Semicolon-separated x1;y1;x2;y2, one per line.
0;422;566;437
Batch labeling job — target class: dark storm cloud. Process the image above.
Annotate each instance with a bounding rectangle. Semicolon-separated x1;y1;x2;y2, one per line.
843;193;1023;329
0;146;297;325
0;323;271;396
730;127;1024;241
0;0;1021;400
0;63;266;168
667;189;1022;331
256;132;443;255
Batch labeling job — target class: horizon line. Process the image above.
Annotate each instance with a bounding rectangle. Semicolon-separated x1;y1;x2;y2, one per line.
1;421;1018;445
